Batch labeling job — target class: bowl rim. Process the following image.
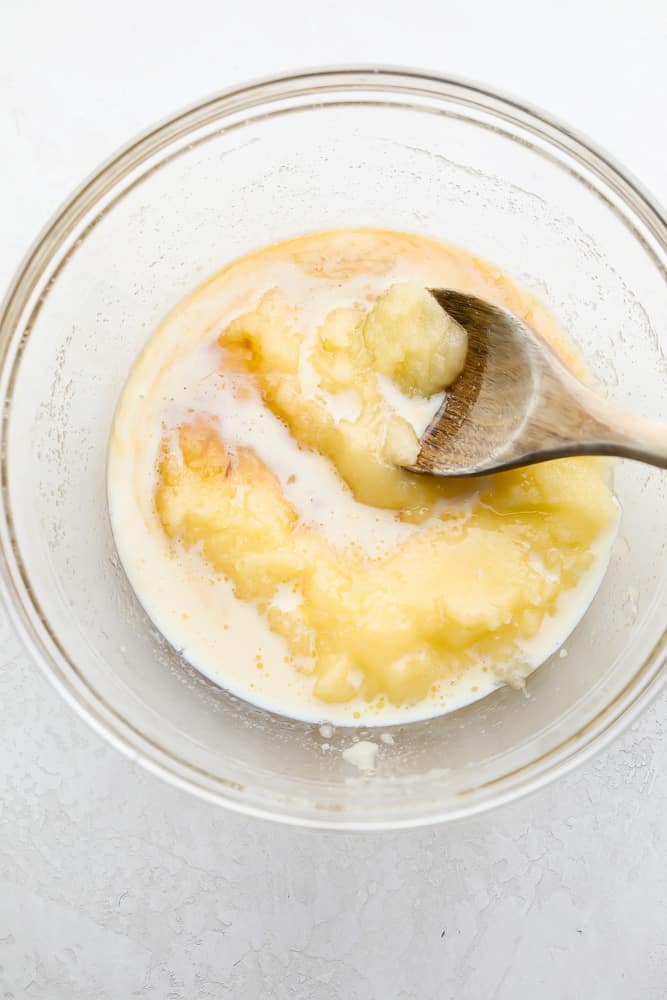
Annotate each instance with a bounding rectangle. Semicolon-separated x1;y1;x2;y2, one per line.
1;65;666;830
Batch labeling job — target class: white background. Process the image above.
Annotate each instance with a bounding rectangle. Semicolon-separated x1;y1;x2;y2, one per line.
1;1;666;996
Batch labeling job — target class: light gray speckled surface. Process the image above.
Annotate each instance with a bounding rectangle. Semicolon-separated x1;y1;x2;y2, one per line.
1;1;666;996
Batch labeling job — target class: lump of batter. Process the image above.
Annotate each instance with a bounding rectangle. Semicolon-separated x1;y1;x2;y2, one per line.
155;278;617;707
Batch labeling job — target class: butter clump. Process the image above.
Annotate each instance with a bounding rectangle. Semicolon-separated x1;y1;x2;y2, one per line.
220;283;467;514
363;282;468;395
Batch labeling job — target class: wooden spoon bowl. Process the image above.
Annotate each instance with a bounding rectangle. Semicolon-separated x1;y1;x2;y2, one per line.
408;290;667;478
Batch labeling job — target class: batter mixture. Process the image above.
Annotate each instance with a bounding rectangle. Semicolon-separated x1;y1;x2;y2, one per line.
108;229;618;725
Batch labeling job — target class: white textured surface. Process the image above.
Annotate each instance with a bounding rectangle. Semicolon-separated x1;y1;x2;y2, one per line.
1;1;666;995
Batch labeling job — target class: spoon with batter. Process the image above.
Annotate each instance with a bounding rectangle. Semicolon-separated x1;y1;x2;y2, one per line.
407;289;667;478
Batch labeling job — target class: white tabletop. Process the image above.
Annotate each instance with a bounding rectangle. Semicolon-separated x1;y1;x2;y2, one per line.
1;1;666;996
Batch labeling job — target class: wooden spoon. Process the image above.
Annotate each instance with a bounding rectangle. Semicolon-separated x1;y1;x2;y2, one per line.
406;289;667;478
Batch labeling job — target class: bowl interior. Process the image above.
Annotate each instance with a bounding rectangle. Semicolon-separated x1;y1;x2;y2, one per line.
3;72;667;827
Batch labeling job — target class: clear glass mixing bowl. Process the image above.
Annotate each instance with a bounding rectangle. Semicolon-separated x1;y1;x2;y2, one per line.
1;68;666;829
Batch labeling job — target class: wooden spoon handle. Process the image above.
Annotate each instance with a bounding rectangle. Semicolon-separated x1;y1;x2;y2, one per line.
514;354;667;471
576;386;667;469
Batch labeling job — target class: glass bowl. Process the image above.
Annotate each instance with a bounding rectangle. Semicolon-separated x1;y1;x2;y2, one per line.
1;68;666;830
